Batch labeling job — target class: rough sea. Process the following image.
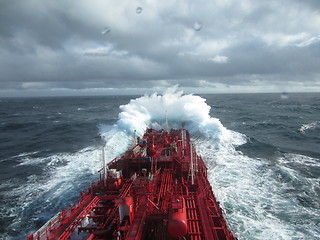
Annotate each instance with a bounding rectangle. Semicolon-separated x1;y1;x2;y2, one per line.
0;91;319;240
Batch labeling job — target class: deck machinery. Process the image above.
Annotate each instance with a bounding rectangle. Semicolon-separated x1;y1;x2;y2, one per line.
28;129;237;240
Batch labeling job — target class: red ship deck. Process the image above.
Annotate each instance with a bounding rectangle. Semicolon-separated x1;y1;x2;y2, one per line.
28;129;237;240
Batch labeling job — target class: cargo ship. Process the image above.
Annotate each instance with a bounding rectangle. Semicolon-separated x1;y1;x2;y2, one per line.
28;128;237;240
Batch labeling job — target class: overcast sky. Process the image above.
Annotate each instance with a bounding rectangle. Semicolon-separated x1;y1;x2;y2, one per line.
1;0;320;97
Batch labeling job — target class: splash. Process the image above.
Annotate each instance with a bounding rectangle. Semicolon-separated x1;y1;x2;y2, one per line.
100;88;246;167
105;88;246;149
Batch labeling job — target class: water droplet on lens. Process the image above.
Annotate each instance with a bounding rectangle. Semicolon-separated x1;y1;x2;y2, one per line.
136;7;143;14
101;27;111;35
193;21;202;31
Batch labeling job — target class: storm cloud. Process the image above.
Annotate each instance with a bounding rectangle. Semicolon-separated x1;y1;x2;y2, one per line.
1;0;320;96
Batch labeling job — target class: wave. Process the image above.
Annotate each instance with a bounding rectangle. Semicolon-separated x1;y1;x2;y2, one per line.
299;121;319;133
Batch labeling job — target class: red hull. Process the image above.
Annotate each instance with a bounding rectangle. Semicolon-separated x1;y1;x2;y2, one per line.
28;129;237;240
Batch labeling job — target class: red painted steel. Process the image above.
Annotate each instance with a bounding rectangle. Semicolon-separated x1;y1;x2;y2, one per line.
28;129;237;240
168;196;188;238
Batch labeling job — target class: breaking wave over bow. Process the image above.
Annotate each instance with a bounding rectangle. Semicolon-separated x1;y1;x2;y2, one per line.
101;88;246;148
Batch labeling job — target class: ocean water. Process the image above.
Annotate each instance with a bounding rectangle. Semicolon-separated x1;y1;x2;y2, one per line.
0;91;319;240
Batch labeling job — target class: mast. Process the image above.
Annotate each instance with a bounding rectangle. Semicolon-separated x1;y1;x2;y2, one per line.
102;147;107;186
133;130;137;144
190;143;195;185
165;110;169;132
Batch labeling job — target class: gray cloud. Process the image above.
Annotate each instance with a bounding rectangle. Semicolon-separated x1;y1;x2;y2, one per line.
1;0;320;96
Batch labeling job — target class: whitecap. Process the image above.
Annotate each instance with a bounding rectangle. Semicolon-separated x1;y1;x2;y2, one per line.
299;121;319;133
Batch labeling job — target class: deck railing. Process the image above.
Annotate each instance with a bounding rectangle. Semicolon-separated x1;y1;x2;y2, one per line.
28;185;95;240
